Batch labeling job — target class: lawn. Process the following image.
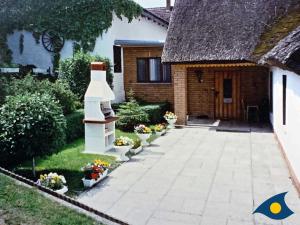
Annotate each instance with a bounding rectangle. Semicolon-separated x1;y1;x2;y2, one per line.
14;129;157;196
0;173;102;225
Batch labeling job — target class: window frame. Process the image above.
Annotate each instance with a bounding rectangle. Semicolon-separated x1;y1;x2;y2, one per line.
136;57;171;84
282;75;287;125
113;45;122;73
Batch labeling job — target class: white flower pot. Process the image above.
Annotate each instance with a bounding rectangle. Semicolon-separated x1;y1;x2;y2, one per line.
136;133;151;146
155;130;166;136
55;185;68;194
166;118;177;129
130;146;143;154
82;170;108;188
114;145;132;161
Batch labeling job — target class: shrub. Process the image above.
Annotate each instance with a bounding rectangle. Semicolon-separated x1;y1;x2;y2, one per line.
9;75;79;115
59;51;113;101
0;93;66;167
140;102;171;124
116;100;149;131
65;110;84;143
0;75;11;105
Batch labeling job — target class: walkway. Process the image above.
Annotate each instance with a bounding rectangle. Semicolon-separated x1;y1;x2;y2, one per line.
78;128;300;225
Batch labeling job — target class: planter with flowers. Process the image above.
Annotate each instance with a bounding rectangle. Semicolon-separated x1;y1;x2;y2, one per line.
37;173;68;194
135;124;152;146
130;139;143;155
154;124;167;136
114;136;134;161
82;159;110;188
164;112;177;129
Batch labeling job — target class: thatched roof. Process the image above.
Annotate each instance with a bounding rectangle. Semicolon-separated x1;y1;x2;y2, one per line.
162;0;298;63
259;26;300;74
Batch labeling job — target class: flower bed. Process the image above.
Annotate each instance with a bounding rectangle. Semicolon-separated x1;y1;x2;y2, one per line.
135;124;152;146
154;123;167;136
37;172;68;194
114;136;134;161
164;112;177;129
82;160;110;188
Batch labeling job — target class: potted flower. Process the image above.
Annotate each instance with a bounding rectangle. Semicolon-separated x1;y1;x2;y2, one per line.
154;124;166;136
37;172;68;194
82;159;110;187
164;111;177;128
130;139;143;155
135;124;152;146
114;136;134;161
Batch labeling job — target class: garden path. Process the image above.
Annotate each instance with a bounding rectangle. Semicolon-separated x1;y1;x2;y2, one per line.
78;127;300;225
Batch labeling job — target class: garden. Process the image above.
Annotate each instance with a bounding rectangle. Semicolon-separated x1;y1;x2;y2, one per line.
0;51;177;196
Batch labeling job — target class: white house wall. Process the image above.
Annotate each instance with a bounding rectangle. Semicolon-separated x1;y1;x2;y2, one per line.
6;14;167;102
271;66;300;182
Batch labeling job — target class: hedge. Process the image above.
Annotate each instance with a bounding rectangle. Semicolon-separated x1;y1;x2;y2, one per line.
140;102;171;124
65;110;84;143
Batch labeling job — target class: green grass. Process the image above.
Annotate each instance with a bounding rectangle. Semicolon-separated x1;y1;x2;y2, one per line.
0;173;102;225
14;129;157;196
14;139;116;196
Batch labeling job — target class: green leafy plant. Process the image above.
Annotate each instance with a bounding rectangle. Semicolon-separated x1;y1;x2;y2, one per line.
0;0;142;63
9;75;79;115
116;99;149;131
0;93;66;174
65;110;84;143
59;51;113;101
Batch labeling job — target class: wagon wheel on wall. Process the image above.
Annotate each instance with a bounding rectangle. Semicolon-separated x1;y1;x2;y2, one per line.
42;30;65;53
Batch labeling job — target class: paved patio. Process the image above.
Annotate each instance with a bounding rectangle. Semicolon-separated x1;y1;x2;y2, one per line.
78;128;300;225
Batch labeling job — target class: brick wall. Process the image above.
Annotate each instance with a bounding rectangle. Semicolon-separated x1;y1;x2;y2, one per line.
186;66;269;119
187;68;215;118
173;65;187;125
123;47;174;104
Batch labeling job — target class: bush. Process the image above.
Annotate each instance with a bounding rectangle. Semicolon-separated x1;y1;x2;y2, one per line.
59;51;113;101
0;93;66;167
0;75;11;105
8;75;79;115
65;110;84;143
140;102;171;124
116;100;149;131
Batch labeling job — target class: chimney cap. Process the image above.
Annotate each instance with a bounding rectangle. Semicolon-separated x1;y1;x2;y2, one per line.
91;62;106;71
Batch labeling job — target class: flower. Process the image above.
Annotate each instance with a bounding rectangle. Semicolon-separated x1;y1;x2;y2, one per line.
135;124;152;134
164;111;177;120
82;159;110;180
114;136;134;146
37;172;66;191
154;124;165;132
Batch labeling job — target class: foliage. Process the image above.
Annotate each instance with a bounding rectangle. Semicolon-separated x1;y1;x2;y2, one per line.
140;102;171;124
14;139;116;196
9;75;79;115
0;174;103;225
0;75;11;105
0;0;142;63
38;172;67;190
116;99;149;131
65;110;85;143
59;51;113;101
0;93;66;167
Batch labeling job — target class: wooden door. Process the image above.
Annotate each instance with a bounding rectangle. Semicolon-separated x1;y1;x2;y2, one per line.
215;71;241;120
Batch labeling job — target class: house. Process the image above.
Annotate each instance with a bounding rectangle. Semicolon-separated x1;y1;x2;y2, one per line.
161;0;300;191
6;2;172;103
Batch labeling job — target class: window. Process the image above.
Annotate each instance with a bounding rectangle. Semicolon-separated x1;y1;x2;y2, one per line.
223;78;232;103
269;72;273;113
137;58;171;83
283;75;287;125
113;45;122;73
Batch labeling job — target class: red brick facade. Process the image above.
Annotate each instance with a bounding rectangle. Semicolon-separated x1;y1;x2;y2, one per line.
123;47;174;104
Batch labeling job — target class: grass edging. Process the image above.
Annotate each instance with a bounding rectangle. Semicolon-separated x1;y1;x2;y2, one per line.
0;167;129;225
